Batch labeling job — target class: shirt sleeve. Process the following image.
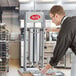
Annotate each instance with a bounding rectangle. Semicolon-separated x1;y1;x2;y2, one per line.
49;31;71;67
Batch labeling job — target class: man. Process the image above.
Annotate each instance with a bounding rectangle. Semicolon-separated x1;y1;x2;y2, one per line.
41;5;76;76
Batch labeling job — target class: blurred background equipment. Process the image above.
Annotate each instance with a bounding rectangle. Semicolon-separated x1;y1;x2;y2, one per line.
0;23;9;75
0;6;3;23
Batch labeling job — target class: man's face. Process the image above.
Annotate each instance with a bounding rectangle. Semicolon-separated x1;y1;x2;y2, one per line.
50;13;61;25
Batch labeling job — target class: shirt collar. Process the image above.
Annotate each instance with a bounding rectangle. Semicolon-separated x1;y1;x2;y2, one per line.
61;16;68;25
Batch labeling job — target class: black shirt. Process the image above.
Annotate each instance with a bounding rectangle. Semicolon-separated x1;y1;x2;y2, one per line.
49;16;76;66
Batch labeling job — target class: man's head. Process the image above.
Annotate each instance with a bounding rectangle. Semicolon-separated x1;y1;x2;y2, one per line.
49;5;65;25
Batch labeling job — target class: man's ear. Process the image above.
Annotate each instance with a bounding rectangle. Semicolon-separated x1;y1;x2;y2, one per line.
55;13;59;18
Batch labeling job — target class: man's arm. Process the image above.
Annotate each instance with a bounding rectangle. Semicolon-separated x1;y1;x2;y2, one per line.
49;32;71;66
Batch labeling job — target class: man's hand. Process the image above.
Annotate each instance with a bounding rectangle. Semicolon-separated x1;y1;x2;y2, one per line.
40;64;52;74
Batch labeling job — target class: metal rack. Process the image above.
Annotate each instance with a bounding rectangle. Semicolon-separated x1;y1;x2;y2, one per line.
0;23;9;75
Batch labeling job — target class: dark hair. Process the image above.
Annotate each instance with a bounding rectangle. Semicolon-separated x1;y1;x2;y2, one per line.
50;5;65;16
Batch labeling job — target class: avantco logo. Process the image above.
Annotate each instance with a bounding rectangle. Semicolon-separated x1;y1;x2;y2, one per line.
30;14;41;20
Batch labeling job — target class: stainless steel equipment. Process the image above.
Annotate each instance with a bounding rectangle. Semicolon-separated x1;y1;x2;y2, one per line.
19;12;45;76
24;12;45;69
